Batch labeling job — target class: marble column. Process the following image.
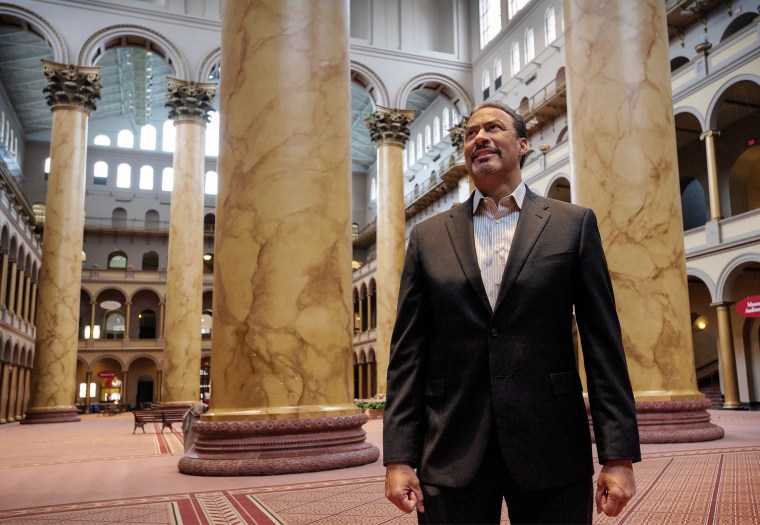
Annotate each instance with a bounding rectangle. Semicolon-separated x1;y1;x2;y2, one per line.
0;252;8;309
89;301;96;339
121;370;129;407
7;364;18;421
7;260;17;313
30;281;38;324
23;275;31;322
23;60;100;425
179;0;378;476
85;371;92;412
700;129;722;221
161;78;216;408
563;0;723;442
0;362;10;423
158;302;165;339
14;267;24;318
713;302;741;409
123;302;131;341
364;106;416;395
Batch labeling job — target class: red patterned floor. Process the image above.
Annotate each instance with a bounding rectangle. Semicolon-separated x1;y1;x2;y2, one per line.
0;411;759;524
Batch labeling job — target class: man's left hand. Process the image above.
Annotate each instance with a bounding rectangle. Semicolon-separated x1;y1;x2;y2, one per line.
595;459;636;517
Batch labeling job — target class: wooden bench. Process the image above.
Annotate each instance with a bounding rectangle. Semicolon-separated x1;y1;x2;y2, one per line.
132;408;189;434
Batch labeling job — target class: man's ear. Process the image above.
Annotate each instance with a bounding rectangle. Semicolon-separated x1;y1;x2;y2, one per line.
518;137;530;155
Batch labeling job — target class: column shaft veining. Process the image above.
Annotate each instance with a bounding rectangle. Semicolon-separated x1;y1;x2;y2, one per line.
365;107;415;395
563;0;723;442
161;78;216;407
179;0;378;476
24;60;100;424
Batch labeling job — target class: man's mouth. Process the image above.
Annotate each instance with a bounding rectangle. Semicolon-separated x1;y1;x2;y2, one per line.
472;147;501;162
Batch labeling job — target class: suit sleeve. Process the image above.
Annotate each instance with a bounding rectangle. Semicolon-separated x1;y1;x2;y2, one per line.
574;209;641;464
382;225;432;468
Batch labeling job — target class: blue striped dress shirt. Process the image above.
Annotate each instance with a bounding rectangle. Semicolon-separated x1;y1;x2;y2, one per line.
472;182;526;309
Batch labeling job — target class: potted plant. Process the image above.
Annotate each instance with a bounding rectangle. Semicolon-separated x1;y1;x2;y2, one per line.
355;400;385;419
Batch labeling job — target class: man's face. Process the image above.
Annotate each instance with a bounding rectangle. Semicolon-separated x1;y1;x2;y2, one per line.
463;107;528;194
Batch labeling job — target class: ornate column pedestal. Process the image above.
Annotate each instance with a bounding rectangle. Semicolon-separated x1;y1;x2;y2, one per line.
23;60;100;425
161;78;216;408
564;0;723;442
178;0;378;476
364;106;415;395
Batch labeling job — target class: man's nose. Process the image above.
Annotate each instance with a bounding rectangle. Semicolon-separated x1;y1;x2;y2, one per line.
474;129;491;145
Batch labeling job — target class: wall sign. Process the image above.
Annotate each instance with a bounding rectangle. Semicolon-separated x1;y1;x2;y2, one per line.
736;295;760;318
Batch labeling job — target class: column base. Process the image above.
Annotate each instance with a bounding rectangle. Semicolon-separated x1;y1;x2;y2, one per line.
21;407;80;424
590;398;724;444
178;413;379;476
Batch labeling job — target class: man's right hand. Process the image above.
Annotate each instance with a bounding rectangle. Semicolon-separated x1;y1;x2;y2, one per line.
385;462;425;513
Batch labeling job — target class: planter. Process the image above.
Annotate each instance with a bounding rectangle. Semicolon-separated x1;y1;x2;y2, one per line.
364;408;384;420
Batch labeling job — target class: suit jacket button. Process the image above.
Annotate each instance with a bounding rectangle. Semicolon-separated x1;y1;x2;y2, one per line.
490;328;498;337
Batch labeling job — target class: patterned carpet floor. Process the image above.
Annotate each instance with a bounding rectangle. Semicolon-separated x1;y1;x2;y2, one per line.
0;410;758;524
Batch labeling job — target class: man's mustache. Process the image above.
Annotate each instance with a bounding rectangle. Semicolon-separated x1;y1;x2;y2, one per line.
471;144;502;161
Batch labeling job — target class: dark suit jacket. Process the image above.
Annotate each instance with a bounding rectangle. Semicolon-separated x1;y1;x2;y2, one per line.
383;188;641;491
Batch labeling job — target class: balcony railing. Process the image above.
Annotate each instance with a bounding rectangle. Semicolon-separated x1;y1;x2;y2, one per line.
85;217;171;232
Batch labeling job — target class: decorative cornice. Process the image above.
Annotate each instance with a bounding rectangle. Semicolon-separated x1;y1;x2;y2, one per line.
42;60;101;113
165;77;216;123
364;106;416;146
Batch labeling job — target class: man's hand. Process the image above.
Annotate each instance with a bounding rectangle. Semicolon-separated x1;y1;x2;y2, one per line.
385;462;425;514
595;460;636;517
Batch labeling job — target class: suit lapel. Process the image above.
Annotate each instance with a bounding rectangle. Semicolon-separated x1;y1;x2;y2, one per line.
445;194;492;314
493;190;551;313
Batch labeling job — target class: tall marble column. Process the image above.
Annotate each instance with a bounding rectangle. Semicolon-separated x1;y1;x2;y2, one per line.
7;260;17;313
563;0;723;442
7;365;18;421
0;362;11;423
364;106;416;395
161;78;216;408
700;129;722;221
713;302;741;408
23;60;100;424
0;252;8;309
179;0;378;476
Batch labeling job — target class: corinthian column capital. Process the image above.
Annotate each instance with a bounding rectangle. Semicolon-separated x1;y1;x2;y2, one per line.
165;77;217;123
42;60;101;113
447;115;470;153
364;106;416;146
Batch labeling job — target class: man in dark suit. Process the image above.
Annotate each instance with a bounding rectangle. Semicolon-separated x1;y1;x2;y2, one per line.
383;101;640;524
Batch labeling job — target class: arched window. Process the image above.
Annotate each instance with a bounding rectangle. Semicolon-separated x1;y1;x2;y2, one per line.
409;141;416;166
139;124;157;150
479;0;501;48
510;41;520;76
482;70;491;100
494;58;503;89
145;210;159;230
116;163;131;188
204;171;218;195
117;129;134;148
44;157;51;174
205;111;219;157
162;120;175;152
433;116;441;144
525;27;535;63
139;165;154;190
545;7;557;44
161;167;173;192
138;309;157;338
425;125;432;151
204;213;216;233
104;310;125;339
112;208;127;229
201;312;213;338
142;251;159;271
443;108;450;131
93;134;111;146
370;176;377;202
32;203;46;227
94;161;108;185
416;133;423;159
108;250;128;269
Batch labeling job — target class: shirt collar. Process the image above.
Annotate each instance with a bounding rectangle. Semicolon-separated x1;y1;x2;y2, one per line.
472;182;526;215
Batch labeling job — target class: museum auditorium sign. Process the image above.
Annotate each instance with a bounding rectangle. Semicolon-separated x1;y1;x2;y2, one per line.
736;295;760;318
